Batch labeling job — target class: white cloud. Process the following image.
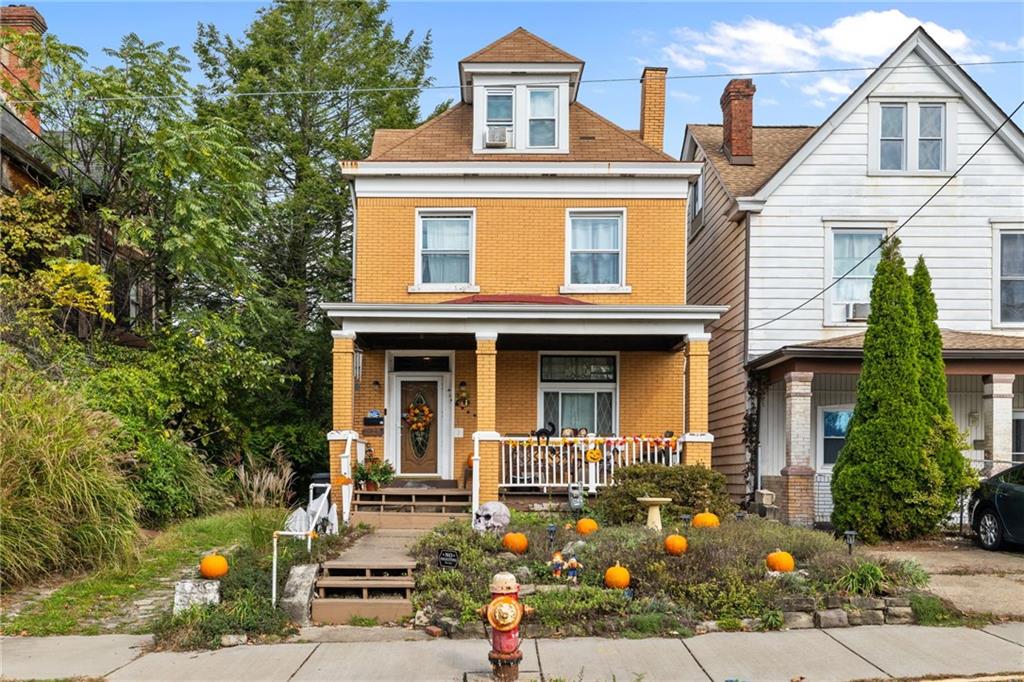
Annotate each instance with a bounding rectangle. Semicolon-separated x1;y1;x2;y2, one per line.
818;10;990;64
800;76;853;99
669;90;700;103
667;18;819;74
760;97;780;106
661;44;705;71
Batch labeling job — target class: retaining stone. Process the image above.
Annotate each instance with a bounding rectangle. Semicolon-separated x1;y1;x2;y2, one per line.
780;596;815;612
850;596;885;610
173;579;219;614
783;611;814;629
814;608;849;628
885;606;914;624
220;634;247;647
824;594;842;609
280;564;318;627
884;597;911;608
847;609;885;626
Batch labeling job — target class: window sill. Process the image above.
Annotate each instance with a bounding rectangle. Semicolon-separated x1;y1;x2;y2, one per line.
823;320;868;328
407;284;480;294
992;322;1024;329
559;284;632;294
867;169;955;178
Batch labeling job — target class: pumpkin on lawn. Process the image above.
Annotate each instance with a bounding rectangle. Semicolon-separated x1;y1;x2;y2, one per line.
766;549;795;573
692;509;720;529
576;518;599;535
604;562;631;589
664;534;688;556
199;553;229;579
502;532;529;555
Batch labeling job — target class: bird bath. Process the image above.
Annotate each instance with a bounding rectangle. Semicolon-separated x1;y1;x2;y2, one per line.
636;496;673;531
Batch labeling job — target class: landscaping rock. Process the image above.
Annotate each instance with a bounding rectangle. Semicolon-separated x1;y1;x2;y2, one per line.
782;611;814;630
280;564;318;627
514;566;532;584
698;620;720;634
437;617;460;637
886;606;914;624
562;540;586;557
413;607;434;628
518;584;536;596
219;634;247;647
780;596;815;612
848;609;886;626
825;594;842;609
884;596;911;608
496;552;517;562
535;584;569;593
424;625;443;638
173;579;219;615
850;596;885;610
814;609;849;628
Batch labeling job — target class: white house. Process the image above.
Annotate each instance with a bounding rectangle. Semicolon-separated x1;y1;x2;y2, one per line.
682;27;1024;526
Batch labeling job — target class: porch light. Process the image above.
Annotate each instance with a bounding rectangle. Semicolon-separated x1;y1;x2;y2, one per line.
844;530;857;555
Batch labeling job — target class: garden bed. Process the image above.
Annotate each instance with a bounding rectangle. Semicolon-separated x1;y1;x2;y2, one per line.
411;512;947;639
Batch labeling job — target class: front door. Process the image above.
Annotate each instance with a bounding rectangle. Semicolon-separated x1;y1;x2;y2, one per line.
399;379;440;475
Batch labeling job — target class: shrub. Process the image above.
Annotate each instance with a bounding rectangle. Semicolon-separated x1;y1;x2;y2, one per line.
246;420;327;489
909;593;962;627
0;348;140;587
831;239;946;542
834;560;886;595
595;464;735;525
523;585;629;628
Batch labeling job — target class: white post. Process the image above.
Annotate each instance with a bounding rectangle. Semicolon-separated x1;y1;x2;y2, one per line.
329;429;360;525
271;532;279;607
471;437;481;514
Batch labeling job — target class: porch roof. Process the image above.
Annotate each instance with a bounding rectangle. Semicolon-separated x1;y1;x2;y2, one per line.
322;302;726;346
748;328;1024;375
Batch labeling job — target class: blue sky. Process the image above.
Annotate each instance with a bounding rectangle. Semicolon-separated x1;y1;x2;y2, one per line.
30;1;1024;155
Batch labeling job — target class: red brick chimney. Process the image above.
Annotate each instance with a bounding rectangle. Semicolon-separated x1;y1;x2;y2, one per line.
639;66;667;151
720;79;755;165
1;4;47;135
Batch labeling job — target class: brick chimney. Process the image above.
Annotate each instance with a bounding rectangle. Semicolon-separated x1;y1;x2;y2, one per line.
720;79;755;165
639;66;667;151
1;4;47;135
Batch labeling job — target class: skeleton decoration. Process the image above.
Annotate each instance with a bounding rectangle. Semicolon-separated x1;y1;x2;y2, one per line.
473;501;512;534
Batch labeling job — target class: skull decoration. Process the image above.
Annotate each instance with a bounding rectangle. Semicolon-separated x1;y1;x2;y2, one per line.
473;501;511;534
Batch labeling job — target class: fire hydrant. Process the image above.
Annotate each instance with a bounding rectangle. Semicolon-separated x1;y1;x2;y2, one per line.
478;571;534;682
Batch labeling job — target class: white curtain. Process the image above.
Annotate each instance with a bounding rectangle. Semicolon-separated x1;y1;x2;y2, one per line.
422;217;470;284
571;215;620;285
833;232;881;302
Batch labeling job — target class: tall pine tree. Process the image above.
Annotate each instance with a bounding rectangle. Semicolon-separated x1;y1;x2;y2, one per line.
911;256;976;513
831;239;945;541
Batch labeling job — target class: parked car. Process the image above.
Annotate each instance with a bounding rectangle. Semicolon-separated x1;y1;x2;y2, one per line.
970;463;1024;550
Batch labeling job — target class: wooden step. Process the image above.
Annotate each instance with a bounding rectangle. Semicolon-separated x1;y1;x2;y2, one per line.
321;559;416;571
316;576;414;589
350;510;470;530
311;597;412;625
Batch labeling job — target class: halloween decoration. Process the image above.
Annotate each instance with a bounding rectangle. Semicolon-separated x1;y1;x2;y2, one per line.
531;422;556;447
199;554;229;579
502;532;529;555
664;534;688;556
564;556;582;584
567;484;585;514
478;572;534;682
692;509;721;528
473;501;512;534
766;549;795;573
604;562;630;589
576;518;599;535
548;551;565;578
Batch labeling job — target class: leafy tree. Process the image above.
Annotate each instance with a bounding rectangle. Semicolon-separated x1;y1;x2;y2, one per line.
911;257;976;511
831;239;945;542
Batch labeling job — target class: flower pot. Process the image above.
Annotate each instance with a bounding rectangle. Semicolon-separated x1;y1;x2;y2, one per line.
365;481;379;492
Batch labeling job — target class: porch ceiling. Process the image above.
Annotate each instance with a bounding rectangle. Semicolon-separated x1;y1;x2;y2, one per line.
353;332;682;352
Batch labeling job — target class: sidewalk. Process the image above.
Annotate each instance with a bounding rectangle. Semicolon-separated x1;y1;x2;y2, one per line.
2;623;1022;681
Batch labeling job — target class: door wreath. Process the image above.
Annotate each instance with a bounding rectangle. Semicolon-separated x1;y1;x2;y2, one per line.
404;394;434;460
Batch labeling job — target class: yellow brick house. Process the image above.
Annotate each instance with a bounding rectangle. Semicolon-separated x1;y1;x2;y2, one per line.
323;28;725;521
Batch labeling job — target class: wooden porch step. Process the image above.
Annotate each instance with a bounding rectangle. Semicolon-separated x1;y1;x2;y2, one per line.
316;576;415;589
321;559;416;571
355;489;470;499
350;510;470;530
311;597;413;625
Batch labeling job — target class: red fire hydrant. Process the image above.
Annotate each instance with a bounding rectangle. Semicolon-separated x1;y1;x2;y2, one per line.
479;571;533;682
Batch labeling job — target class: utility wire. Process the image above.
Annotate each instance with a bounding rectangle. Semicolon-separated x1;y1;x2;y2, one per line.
3;50;1021;105
713;96;1024;336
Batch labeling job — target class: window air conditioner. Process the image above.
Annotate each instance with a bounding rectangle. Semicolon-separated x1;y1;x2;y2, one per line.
846;302;871;322
485;125;511;148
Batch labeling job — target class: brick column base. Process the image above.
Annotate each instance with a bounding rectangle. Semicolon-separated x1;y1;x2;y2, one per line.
781;465;815;527
477;440;500;503
682;441;711;467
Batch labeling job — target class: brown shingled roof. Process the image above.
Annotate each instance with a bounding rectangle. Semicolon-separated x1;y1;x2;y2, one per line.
366;102;675;162
461;27;582;64
688;124;816;198
798;329;1024;352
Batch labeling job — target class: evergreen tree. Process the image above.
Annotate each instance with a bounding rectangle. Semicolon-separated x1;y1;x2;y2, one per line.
831;239;945;542
911;256;976;512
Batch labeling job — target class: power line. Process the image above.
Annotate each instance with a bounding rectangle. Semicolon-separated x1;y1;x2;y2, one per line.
713;96;1024;336
4;52;1022;105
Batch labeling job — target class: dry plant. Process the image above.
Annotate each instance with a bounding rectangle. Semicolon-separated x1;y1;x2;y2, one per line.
234;445;295;551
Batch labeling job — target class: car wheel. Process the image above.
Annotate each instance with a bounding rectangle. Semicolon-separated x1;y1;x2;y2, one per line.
977;509;1004;551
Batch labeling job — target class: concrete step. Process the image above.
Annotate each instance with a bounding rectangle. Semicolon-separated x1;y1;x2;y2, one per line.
350;510;470;530
311;597;413;625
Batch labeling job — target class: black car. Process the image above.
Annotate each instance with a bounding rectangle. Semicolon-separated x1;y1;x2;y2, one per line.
970;463;1024;550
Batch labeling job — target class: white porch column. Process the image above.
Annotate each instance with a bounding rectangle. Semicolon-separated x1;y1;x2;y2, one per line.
782;371;815;527
983;374;1015;473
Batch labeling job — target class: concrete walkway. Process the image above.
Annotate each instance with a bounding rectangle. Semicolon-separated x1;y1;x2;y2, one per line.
2;624;1022;681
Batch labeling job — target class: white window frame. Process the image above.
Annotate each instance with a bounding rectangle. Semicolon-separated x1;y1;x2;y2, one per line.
868;98;957;176
409;208;480;293
484;88;514;141
561;208;631;294
1013;409;1024;463
817;403;854;471
527;87;558;149
536;351;619;435
822;221;892;326
993;223;1024;328
879;103;906;171
471;75;571;154
688;170;704;225
917;103;945;171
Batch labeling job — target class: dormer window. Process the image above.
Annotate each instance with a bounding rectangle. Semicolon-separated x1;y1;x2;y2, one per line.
870;99;955;175
528;88;557;148
485;89;514;144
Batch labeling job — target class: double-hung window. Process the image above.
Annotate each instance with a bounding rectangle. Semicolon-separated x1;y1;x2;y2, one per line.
829;229;884;323
417;211;474;287
998;230;1024;325
918;104;945;171
485;89;514;138
688;171;704;229
819;406;853;469
1013;409;1023;463
879;104;906;171
539;354;617;435
528;88;557;148
567;211;625;288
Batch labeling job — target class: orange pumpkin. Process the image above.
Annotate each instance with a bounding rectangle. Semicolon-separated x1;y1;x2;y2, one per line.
692;509;720;529
199;553;229;579
604;562;631;589
576;518;599;535
502;532;529;555
766;548;795;573
664;534;688;556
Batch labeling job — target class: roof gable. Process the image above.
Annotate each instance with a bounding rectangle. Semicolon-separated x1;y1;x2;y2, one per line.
749;27;1024;200
461;27;582;64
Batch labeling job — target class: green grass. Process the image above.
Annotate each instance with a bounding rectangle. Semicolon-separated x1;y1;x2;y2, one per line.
349;615;379;627
907;592;990;628
1;510;253;636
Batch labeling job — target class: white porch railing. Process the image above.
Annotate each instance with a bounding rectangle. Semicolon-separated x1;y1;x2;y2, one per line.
498;436;681;495
333;430;367;525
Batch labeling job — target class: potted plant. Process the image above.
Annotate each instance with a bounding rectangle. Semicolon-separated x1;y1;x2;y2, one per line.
356;459;396;491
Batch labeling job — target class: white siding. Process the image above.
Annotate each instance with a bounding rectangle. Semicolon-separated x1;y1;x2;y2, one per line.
759;380;785;476
747;49;1024;358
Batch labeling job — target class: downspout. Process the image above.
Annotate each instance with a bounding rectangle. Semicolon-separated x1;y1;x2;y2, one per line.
347;179;357;302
